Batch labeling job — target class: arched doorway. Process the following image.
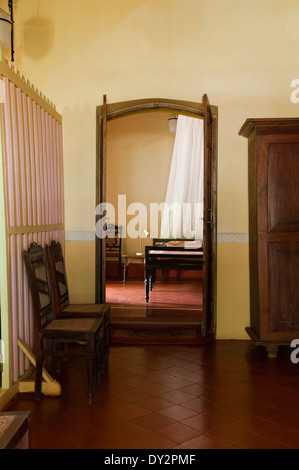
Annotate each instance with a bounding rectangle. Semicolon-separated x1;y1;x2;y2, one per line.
95;95;218;338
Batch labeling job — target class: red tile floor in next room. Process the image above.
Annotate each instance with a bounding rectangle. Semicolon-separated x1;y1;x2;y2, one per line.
106;279;202;308
105;279;203;324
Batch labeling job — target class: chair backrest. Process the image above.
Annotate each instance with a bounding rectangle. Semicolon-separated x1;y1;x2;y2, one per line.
105;224;122;256
23;242;53;332
45;240;70;314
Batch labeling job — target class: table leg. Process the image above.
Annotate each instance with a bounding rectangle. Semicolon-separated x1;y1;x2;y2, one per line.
123;257;128;283
145;270;150;302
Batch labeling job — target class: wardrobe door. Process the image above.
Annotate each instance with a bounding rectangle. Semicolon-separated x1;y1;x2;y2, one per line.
239;119;299;357
265;140;299;337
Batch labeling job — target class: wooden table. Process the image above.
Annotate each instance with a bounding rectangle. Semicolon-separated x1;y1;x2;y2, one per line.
122;254;145;283
0;411;31;449
145;246;203;302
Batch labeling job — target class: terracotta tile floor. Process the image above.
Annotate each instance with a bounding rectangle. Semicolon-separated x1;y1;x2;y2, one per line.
4;339;299;449
106;280;202;309
106;280;203;326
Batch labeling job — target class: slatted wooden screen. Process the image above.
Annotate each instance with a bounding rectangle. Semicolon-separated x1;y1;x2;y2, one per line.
0;59;64;385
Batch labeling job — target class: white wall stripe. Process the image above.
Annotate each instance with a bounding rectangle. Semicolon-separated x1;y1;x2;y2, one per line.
217;232;249;243
65;231;249;243
65;231;95;242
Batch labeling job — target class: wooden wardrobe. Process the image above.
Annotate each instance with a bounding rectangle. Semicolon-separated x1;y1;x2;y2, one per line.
239;118;299;358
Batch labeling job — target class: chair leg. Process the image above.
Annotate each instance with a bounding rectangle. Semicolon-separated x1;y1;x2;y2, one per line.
97;346;102;382
46;339;53;373
87;357;94;400
35;352;43;400
105;323;110;363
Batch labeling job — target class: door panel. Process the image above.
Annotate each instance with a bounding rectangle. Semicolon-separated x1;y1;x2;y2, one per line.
268;242;299;332
202;93;217;337
267;142;299;232
96;95;107;303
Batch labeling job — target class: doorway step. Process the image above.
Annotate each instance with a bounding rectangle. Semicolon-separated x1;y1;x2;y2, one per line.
109;311;205;345
106;280;204;344
109;319;204;346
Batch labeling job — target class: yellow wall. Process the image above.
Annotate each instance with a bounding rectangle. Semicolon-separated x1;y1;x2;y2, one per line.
217;243;250;339
65;241;96;304
107;111;175;254
9;0;299;339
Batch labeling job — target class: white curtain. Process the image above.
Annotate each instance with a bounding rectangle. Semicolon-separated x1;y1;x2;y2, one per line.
160;115;204;239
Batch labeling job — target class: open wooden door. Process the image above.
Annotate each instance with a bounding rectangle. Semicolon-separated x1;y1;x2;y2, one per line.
202;93;218;337
95;94;107;303
96;96;217;333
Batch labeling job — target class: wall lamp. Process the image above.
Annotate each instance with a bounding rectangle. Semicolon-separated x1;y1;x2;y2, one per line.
0;0;14;62
168;114;178;134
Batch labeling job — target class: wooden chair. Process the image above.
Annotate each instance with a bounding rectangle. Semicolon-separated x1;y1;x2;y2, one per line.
105;224;122;280
45;240;110;368
23;242;105;402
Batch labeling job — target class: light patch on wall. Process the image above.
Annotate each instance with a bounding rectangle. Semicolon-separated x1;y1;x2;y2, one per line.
22;15;54;60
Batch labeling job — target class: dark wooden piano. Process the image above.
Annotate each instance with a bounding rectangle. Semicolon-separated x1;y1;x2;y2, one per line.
145;239;203;302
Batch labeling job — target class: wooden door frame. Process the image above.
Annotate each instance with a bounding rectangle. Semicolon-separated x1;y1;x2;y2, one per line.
95;96;218;335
